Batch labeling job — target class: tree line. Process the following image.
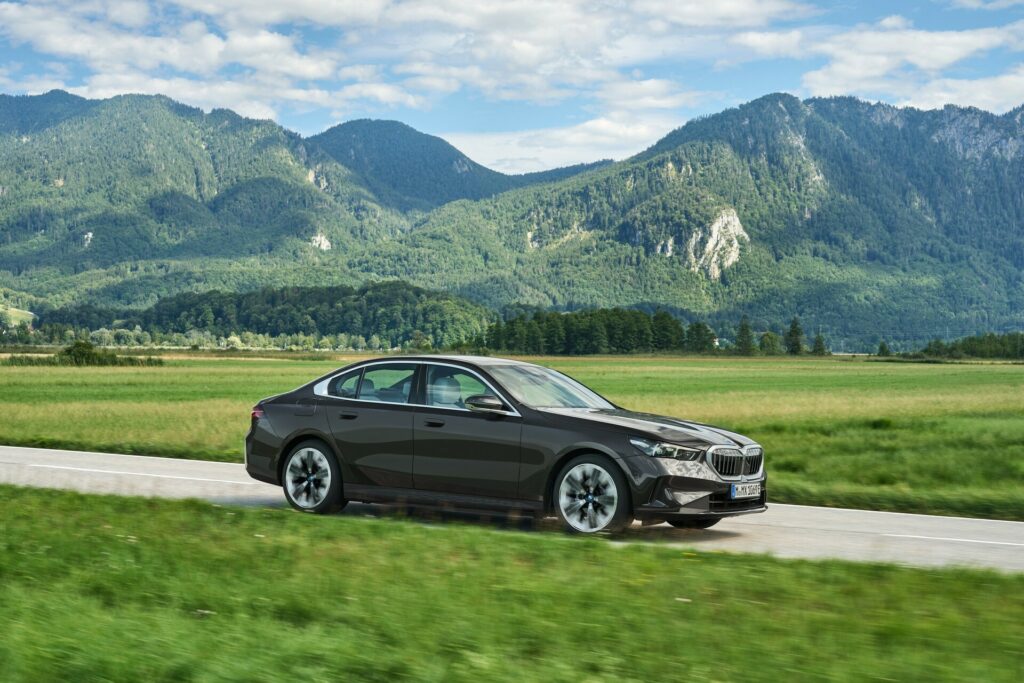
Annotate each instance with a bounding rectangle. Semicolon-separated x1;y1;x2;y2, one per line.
467;310;830;356
35;281;491;351
7;294;1021;359
914;332;1024;360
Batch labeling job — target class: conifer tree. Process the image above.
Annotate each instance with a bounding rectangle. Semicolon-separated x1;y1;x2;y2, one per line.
736;315;755;356
785;317;804;355
812;332;828;356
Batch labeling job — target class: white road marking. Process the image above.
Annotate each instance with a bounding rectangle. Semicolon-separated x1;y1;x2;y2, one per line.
24;463;257;486
774;502;1024;525
883;534;1024;548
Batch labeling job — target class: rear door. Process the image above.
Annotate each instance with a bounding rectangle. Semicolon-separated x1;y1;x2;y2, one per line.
412;363;522;498
322;362;418;489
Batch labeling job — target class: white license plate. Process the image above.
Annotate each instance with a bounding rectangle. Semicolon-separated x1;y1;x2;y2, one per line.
731;482;762;499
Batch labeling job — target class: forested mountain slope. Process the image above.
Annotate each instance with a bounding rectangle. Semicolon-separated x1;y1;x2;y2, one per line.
356;93;1023;345
0;91;405;305
310;119;610;211
0;90;1021;348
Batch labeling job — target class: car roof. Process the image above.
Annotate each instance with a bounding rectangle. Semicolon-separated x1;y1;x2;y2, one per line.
369;354;533;367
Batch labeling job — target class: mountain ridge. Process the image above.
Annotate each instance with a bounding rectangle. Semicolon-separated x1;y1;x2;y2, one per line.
0;89;1021;348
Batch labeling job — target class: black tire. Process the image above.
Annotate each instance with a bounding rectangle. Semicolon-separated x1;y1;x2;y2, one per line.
553;454;632;534
281;440;347;514
667;517;721;530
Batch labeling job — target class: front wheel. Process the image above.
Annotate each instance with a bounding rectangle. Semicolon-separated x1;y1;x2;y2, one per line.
282;440;346;514
554;455;632;534
667;517;720;530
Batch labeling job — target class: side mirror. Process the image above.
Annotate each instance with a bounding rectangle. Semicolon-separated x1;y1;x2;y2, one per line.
466;394;508;414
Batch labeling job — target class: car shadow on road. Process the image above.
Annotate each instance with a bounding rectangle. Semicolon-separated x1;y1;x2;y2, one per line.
336;501;744;544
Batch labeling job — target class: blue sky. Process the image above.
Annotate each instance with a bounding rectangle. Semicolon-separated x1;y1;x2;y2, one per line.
1;1;1022;172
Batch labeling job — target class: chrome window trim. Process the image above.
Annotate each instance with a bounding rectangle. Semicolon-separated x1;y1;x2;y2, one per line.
705;443;765;481
312;359;521;418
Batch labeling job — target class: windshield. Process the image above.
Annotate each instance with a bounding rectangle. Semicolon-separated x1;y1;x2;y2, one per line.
488;364;615;409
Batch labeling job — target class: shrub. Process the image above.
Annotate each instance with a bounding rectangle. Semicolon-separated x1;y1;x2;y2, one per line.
5;341;163;367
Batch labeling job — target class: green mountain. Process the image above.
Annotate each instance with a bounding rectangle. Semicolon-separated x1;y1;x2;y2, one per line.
1;90;1022;349
310;119;610;211
357;93;1024;347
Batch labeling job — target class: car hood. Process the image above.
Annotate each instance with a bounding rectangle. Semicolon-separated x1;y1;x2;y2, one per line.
538;407;755;448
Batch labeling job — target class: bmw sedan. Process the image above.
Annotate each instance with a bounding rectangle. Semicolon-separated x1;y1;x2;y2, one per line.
245;355;766;533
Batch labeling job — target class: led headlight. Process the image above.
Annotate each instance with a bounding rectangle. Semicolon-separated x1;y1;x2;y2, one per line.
629;437;703;461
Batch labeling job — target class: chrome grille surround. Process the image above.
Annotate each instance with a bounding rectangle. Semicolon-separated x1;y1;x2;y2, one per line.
706;444;764;480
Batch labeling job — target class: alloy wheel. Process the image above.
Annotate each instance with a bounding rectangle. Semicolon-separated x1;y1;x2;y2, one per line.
558;463;619;532
286;447;332;510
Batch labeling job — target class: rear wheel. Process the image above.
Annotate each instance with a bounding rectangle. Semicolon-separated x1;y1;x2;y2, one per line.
554;455;632;534
282;440;346;514
667;517;720;530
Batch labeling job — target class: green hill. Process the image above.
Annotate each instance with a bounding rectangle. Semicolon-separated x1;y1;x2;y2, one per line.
1;90;1022;349
310;118;609;211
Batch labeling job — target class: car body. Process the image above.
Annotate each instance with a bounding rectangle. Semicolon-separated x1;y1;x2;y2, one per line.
245;355;766;532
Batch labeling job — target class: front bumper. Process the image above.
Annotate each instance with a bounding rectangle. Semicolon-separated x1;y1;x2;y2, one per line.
631;455;767;520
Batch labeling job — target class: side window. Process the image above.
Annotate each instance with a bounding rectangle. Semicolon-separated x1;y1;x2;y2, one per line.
358;363;417;404
424;365;487;409
329;369;361;398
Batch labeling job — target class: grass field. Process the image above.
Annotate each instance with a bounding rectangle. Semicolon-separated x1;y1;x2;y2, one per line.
0;485;1021;681
1;354;1022;519
0;305;33;325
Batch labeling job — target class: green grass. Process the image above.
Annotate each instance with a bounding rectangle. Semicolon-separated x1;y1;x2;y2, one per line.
0;486;1021;682
0;354;1022;519
0;305;33;325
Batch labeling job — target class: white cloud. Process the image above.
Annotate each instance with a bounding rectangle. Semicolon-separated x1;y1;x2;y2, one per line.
897;64;1024;112
730;30;805;57
596;79;703;110
803;17;1024;97
0;3;337;79
632;0;812;28
166;0;390;27
337;64;382;82
951;1;1024;9
442;111;680;173
336;82;422;108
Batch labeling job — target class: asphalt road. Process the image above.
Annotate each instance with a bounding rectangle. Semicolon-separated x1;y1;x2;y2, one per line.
2;445;1021;572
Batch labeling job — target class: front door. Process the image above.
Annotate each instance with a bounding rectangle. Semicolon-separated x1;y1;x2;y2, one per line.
413;363;522;498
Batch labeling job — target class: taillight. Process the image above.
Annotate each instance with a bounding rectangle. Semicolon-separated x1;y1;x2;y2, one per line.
251;405;265;421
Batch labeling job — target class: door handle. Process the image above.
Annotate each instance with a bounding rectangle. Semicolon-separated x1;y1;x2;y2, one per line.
339;411;359;420
424;418;445;428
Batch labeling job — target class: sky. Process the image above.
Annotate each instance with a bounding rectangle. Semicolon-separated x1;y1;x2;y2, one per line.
0;1;1023;173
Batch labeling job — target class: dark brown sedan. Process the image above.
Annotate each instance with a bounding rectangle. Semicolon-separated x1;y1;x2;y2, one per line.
246;355;766;533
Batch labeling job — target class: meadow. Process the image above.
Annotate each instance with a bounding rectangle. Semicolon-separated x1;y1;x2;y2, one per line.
0;485;1021;682
0;305;33;325
1;354;1022;519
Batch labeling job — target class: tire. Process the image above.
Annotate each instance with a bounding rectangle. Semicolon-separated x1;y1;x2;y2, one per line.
667;517;720;530
281;440;346;514
553;454;632;534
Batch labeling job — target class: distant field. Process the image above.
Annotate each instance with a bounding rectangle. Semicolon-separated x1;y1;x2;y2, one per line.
0;354;1022;519
1;486;1021;681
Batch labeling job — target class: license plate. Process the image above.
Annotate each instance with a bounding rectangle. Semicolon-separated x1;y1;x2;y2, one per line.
731;482;762;499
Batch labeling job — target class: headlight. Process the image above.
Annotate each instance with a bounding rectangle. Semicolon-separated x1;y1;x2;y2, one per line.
629;437;703;461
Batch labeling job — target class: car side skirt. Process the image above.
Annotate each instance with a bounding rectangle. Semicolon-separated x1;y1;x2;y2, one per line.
344;484;545;514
